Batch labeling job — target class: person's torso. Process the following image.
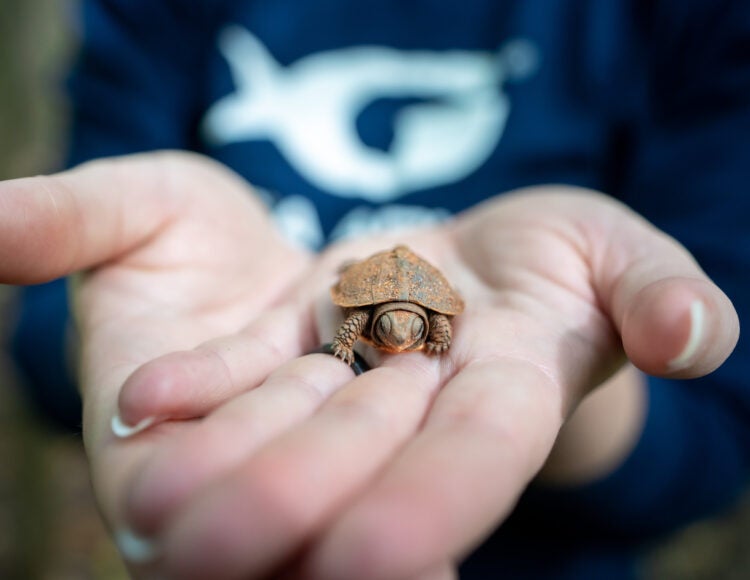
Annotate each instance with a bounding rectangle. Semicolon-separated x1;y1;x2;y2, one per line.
191;0;647;248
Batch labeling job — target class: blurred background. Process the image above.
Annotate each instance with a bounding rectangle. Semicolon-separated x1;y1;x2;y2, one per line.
0;1;748;578
1;1;129;578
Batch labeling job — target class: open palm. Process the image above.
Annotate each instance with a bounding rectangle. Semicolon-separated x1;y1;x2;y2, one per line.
0;153;737;580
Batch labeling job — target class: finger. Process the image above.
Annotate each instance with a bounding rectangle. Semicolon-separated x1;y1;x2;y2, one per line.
114;302;315;434
0;154;174;283
618;277;737;377
303;357;561;580
463;189;739;378
122;352;356;537
408;562;459;580
158;354;446;580
0;152;260;283
591;203;739;377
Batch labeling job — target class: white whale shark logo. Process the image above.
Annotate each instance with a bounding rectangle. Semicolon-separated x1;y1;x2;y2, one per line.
203;26;538;202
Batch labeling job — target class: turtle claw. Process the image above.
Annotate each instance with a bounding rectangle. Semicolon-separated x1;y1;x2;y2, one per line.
425;341;449;355
332;343;355;366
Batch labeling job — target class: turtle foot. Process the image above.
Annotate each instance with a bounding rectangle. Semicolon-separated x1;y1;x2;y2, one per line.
332;342;355;366
425;340;450;355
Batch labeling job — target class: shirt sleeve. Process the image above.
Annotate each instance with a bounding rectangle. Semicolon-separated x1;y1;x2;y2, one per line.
518;0;750;541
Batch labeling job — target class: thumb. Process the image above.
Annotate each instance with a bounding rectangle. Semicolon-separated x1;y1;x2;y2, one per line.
0;152;230;284
595;203;739;379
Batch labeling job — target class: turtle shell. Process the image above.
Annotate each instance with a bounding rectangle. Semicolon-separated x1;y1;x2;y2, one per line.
331;245;464;315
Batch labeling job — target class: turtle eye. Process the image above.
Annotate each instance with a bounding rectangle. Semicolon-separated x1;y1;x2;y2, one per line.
411;316;425;340
377;314;392;341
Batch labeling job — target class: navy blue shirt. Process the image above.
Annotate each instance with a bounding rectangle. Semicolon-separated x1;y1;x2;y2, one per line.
11;1;750;577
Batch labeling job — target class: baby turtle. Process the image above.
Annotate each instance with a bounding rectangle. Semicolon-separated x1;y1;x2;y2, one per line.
330;245;464;364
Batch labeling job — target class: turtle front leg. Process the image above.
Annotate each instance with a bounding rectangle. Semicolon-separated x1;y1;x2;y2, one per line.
332;309;370;365
425;312;452;355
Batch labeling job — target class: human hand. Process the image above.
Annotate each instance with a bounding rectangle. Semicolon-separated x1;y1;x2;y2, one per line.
0;151;321;572
105;187;738;578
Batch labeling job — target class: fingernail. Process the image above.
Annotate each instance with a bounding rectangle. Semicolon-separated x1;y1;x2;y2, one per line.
112;414;157;438
114;527;159;564
668;299;705;371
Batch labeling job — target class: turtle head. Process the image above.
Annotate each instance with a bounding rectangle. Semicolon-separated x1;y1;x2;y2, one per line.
371;302;428;352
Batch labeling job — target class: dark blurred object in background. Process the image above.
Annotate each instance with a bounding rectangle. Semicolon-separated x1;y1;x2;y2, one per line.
0;0;128;578
0;0;70;180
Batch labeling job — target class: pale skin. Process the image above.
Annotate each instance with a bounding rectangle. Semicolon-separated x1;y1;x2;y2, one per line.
0;152;739;579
